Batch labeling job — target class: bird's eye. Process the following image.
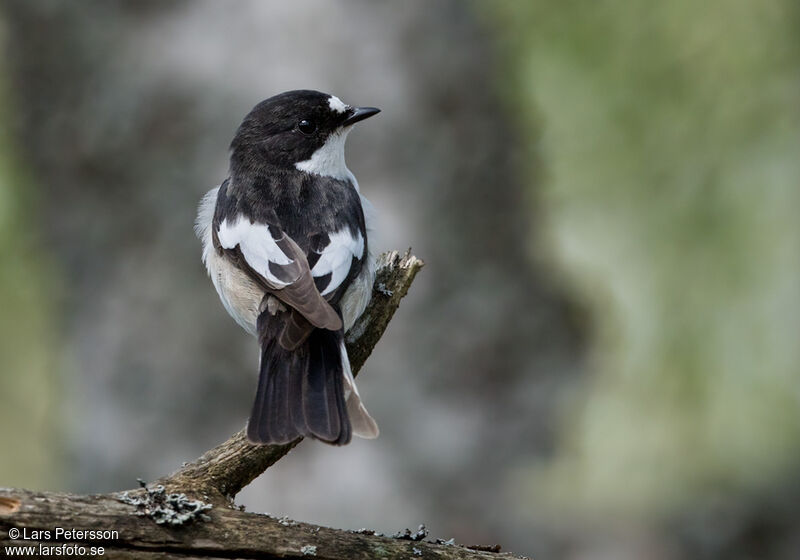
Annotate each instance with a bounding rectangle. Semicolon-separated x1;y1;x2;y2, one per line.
298;119;317;134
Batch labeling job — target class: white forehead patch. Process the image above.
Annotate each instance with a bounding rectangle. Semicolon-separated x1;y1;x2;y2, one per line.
328;95;348;114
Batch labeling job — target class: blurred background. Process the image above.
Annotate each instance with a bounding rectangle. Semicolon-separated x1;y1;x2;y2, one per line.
1;1;798;558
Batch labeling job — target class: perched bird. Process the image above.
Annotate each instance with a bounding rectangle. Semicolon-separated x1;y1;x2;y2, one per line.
196;90;380;445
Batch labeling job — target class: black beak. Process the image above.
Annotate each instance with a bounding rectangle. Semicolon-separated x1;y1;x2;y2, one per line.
343;106;380;126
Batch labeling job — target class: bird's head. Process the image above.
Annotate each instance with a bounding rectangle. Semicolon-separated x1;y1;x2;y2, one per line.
230;89;380;179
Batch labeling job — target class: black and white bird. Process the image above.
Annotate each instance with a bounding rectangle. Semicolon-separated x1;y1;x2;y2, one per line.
195;90;380;445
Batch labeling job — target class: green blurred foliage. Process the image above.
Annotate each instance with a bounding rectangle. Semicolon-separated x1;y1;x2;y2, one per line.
485;0;800;519
0;53;60;488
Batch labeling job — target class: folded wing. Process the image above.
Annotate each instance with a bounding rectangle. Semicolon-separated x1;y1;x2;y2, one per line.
274;227;366;350
215;215;342;332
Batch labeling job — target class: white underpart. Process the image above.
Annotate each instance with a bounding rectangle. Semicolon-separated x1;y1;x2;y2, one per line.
359;194;377;240
196;186;264;336
311;228;364;296
338;195;376;331
195;186;219;269
294;127;353;181
327;95;348;114
217;215;296;288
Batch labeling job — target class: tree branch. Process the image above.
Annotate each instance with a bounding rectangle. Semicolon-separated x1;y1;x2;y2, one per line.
157;250;425;501
0;251;528;558
0;487;521;559
0;251;525;559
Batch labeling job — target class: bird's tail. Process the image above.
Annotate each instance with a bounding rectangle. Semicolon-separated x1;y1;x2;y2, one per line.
246;310;378;445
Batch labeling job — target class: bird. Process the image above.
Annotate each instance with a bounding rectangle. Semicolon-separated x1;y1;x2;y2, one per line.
195;90;381;445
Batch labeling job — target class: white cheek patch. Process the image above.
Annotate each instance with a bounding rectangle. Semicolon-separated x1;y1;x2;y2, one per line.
217;216;294;287
295;128;353;181
328;95;349;114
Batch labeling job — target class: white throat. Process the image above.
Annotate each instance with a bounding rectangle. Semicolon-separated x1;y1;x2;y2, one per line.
295;127;355;184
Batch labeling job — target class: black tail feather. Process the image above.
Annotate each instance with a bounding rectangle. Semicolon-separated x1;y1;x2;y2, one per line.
264;347;292;443
247;310;352;445
287;349;306;436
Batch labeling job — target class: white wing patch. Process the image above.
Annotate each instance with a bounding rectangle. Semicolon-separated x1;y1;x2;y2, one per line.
217;216;295;287
311;228;364;296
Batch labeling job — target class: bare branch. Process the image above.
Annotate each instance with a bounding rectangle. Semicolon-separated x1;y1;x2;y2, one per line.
0;487;523;559
0;251;527;558
0;250;529;558
159;250;424;500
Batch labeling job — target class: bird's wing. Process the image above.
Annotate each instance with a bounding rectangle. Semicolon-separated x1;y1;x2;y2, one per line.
275;227;366;350
308;228;365;298
215;215;342;331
